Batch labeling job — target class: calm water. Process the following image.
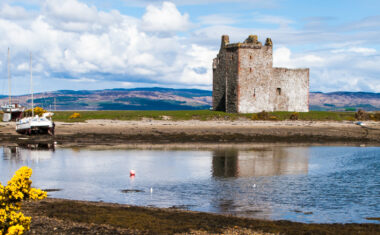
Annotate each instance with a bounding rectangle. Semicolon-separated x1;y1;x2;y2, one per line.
0;144;379;224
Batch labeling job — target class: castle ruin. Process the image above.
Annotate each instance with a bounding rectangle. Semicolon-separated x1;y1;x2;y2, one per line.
213;35;309;113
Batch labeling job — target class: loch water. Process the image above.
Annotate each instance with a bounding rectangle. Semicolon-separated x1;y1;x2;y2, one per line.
0;145;379;224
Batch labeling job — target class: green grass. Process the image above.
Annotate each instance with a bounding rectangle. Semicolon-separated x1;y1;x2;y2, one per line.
52;110;358;122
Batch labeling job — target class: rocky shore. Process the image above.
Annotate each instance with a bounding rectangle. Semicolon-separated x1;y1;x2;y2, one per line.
0;120;379;147
23;198;380;235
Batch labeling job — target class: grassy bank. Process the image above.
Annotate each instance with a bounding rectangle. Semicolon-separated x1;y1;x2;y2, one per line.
52;110;360;122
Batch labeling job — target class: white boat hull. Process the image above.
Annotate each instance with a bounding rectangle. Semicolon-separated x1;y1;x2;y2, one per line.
16;116;54;135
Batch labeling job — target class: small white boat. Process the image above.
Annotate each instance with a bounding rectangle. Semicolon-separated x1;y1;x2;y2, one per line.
16;53;55;135
16;113;55;135
2;104;25;122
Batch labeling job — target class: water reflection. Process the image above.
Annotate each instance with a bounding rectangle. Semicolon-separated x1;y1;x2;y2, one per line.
0;145;378;224
3;143;55;162
212;147;309;177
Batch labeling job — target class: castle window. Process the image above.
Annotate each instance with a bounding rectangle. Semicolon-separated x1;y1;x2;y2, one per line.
253;88;256;97
250;55;252;60
276;88;281;95
250;68;252;73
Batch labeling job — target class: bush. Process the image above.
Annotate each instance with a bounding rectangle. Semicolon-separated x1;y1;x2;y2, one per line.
355;109;369;120
251;114;258;120
69;112;81;119
289;112;299;120
374;112;380;121
269;115;277;121
257;111;269;120
0;167;47;235
24;107;47;117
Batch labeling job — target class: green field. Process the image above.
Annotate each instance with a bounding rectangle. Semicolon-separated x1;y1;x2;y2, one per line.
51;110;363;122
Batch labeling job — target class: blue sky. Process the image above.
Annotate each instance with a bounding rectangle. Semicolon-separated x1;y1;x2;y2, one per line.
0;0;379;95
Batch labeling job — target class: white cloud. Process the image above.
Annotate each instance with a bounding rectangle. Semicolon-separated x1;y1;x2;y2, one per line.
43;0;98;22
123;0;278;8
141;1;191;33
273;46;380;92
332;47;376;55
0;0;379;94
0;0;214;93
273;47;324;68
0;4;33;20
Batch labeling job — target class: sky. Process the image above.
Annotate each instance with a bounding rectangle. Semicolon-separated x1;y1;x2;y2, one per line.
0;0;379;95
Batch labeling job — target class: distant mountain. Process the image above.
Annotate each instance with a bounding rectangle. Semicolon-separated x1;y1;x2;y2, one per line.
309;91;380;111
0;87;212;111
0;88;379;111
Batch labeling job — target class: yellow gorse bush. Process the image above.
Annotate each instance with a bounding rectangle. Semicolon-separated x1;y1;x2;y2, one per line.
24;107;47;117
69;112;81;119
0;167;47;235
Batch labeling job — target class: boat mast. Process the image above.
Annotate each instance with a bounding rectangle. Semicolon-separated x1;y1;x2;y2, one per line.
8;48;11;108
30;52;34;116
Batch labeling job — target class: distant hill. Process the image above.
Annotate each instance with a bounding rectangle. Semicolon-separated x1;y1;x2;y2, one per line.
0;88;379;111
309;91;380;111
0;87;212;111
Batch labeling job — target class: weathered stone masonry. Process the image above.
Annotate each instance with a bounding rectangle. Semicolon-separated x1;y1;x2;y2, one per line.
213;35;309;113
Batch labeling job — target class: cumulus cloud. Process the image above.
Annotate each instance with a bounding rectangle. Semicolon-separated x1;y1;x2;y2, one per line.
123;0;279;8
274;47;324;68
141;1;191;33
0;3;34;21
0;0;215;94
273;46;379;92
0;0;379;94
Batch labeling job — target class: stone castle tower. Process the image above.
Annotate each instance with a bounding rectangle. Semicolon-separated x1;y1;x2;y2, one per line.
213;35;309;113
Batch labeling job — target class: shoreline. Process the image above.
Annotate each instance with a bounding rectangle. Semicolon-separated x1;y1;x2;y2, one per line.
22;198;380;235
2;120;377;234
0;120;379;146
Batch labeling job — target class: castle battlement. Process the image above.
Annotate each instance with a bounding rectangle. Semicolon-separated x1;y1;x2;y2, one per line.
213;34;309;113
221;35;272;50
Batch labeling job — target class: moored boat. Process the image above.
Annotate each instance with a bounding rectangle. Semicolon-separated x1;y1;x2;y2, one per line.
16;112;54;135
16;53;55;135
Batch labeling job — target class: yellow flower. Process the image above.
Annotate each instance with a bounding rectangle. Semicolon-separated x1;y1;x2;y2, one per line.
6;225;24;235
0;167;46;235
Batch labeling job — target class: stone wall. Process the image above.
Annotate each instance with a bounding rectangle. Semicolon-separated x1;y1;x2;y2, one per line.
237;45;274;113
272;68;309;112
213;35;239;112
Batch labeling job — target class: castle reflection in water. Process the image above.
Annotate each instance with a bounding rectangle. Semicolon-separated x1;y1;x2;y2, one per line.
4;144;308;177
212;147;309;177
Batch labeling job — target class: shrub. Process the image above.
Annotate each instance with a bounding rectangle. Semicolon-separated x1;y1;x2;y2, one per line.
69;112;81;119
257;111;269;120
24;107;47;117
289;112;299;120
355;109;369;120
374;112;380;121
251;114;258;120
0;167;47;235
269;115;277;121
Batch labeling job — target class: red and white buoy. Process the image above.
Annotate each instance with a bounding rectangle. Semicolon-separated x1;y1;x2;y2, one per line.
130;169;136;177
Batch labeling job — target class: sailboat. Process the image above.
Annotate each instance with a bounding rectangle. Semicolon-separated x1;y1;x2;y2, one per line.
16;53;55;135
1;48;26;121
